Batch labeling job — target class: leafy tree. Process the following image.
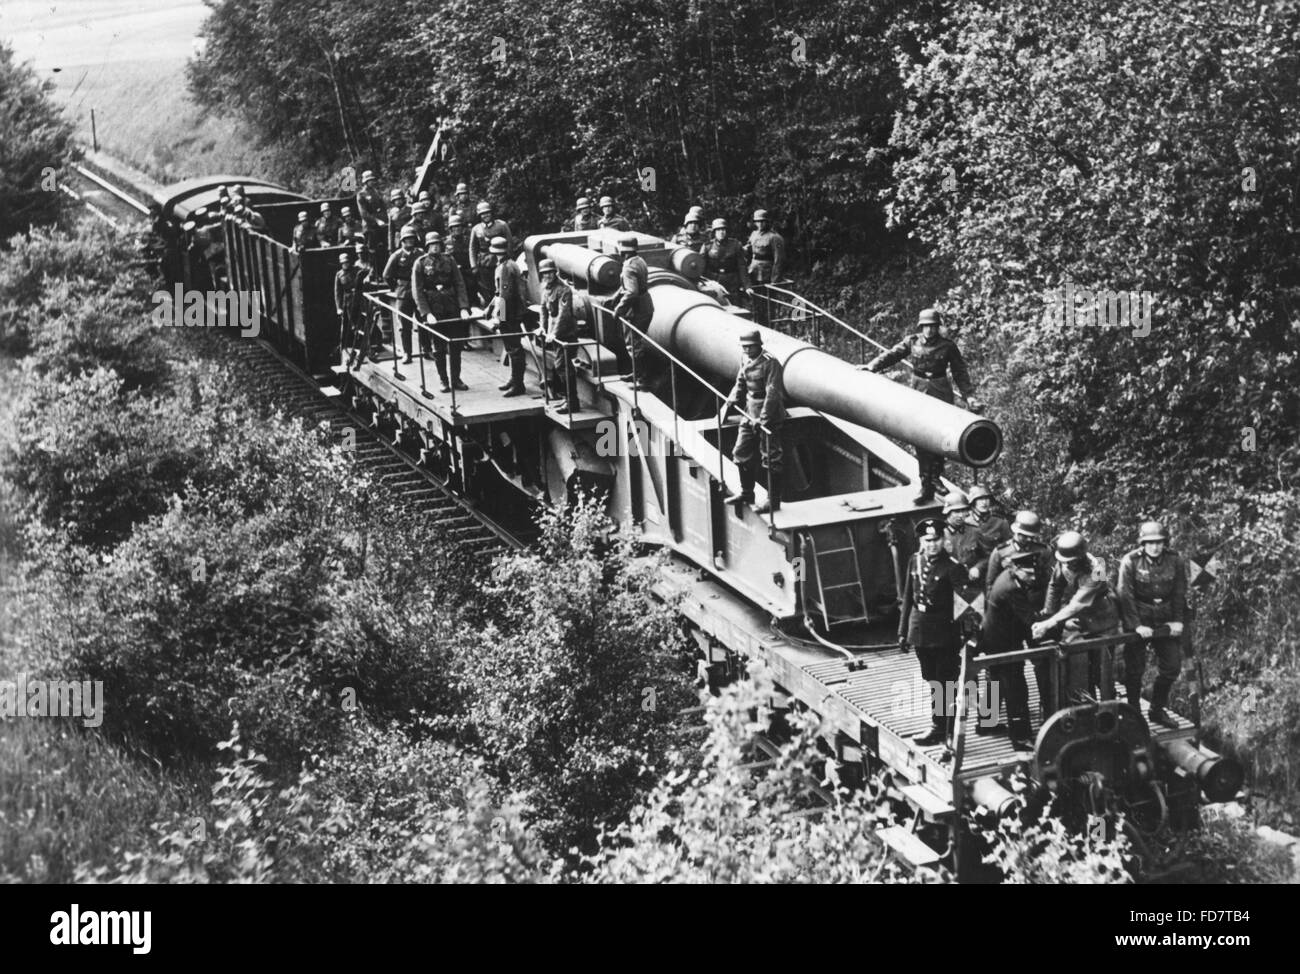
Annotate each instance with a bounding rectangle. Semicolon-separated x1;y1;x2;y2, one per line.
0;42;77;242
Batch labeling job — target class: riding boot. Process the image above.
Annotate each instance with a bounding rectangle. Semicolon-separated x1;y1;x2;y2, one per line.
1149;676;1175;726
502;350;527;397
724;465;756;505
434;353;450;392
450;346;467;390
754;469;782;514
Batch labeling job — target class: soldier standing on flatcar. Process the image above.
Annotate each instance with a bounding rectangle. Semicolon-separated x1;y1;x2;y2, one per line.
899;517;965;747
564;197;601;232
1117;521;1188;727
334;250;365;363
338;206;363;246
238;204;268;233
316;202;341;245
700;218;752;305
386;189;409;254
598;195;632;232
967;485;1011;565
406;200;432;244
746;209;785;284
350;239;380;365
470;201;513;303
445;213;478;308
382;224;422;366
985;511;1055;716
1033;532;1122;710
491;236;530;397
978;550;1041;751
445;182;478;229
943;490;985;647
611;234;653;386
862;308;983;504
413;231;472;392
672;208;707;251
539;258;580;412
721;328;786;514
356;170;388;260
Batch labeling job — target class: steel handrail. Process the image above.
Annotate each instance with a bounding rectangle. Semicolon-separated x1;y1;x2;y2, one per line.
757;283;891;355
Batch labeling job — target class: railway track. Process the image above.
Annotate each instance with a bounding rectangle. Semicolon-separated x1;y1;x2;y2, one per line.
63;161;153;229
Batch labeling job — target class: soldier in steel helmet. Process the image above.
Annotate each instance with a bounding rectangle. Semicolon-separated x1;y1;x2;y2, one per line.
985;510;1056;717
564;196;601;232
538;258;580;412
899;517;966;748
699;218;752;306
412;230;471;392
673;207;707;252
746;209;785;284
489;236;530;397
610;234;653;386
1117;521;1189;726
597;195;631;232
315;202;341;246
862;308;983;504
292;210;320;253
445;211;477;307
382;223;422;368
445;181;478;230
334;249;365;365
1033;532;1122;711
978;548;1043;751
967;484;1012;569
387;189;410;254
469;201;512;302
720;329;786;515
356;170;388;261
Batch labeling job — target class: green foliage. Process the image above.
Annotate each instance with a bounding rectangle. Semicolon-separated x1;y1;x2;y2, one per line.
981;810;1133;884
453;499;693;855
0;42;78;242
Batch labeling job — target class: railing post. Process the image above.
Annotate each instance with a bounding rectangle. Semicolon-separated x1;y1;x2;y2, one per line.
416;323;429;397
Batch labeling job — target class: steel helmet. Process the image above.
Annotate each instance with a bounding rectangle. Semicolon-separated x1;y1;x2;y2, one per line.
739;328;762;346
447;213;463;228
296;210;309;221
389;188;403;200
410;201;429;214
424;231;443;246
455;182;469;194
753;208;769;222
476;201;493;216
362;170;375;182
684;211;701;225
599;195;615;207
489;236;508;254
918;307;942;327
576;196;592;209
1055;531;1089;563
967;484;993;504
399;224;419;241
418;191;431;202
538;258;557;274
1139;520;1169;543
1011;510;1043;539
711;218;728;231
338;251;352;264
341;205;353;216
321;201;332;211
617;234;638;253
943;490;970;513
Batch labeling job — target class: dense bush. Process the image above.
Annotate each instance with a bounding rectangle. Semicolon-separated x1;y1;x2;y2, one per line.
0;43;77;243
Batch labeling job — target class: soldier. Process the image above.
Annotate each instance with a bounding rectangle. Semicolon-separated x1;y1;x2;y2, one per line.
611;234;653;386
597;195;631;231
490;237;530;397
350;238;381;364
386;189;409;254
967;484;1012;581
978;549;1042;751
984;510;1056;720
699;218;752;303
445;181;478;229
239;204;267;233
470;201;513;302
445;212;477;307
720;329;786;514
315;202;341;245
1033;532;1122;710
1117;521;1189;727
539;258;580;412
564;197;601;232
334;250;365;364
412;231;472;392
382;224;422;366
337;205;363;246
406;200;433;243
898;517;965;747
862;308;982;504
746;209;785;284
943;490;985;649
672;208;707;251
356;170;388;259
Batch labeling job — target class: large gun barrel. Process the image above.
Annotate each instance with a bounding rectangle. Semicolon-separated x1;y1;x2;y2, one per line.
543;242;621;291
644;279;1002;466
1157;739;1243;803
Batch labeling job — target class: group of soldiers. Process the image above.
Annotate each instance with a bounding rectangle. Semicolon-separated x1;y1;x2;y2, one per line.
900;496;1191;752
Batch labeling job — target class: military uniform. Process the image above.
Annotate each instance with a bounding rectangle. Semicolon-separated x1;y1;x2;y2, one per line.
673;226;707;252
867;331;976;497
1043;554;1121;708
612;253;652;378
316;212;341;245
445;196;478;231
899;547;964;739
945;519;986;643
541;276;579;409
1117;547;1188;716
412;252;469;382
972;511;1013;568
564;210;601;232
337;216;363;246
357;181;389;258
728;350;786;487
334;262;368;357
470;219;513;298
699;237;751;298
446;222;477;307
979;565;1038;742
381;244;420;360
386;202;410;253
598;212;631;232
746;227;785;283
495;256;530;393
293;221;320;253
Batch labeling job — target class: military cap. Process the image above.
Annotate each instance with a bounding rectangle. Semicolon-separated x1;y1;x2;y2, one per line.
616;234;638;253
447;213;463;228
576;196;592;208
296;210;309;221
1139;520;1169;542
362;170;375;182
753;208;769;221
476;201;493;216
599;195;615;207
739;328;762;346
489;236;508;254
967;484;992;503
1008;550;1039;569
918;307;942;326
455;182;469;194
943;490;970;513
1055;531;1088;562
1011;510;1043;538
399;224;419;241
538;258;557;274
711;218;728;230
916;517;944;540
425;231;443;246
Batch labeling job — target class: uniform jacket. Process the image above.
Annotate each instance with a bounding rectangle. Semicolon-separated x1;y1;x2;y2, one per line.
746;228;785;279
612;255;652;327
293;222;320;252
978;570;1037;656
315;215;341;243
1117;548;1187;629
334;265;365;314
986;538;1054;609
386;204;410;249
446;225;472;265
598;213;631;231
493;258;529;327
899;550;963;649
412;252;468;318
564;211;601;232
337;217;363;245
673;227;707;252
700;237;751;289
357;184;388;227
445;197;479;230
469;219;513;269
541;279;577;341
382;246;419;299
868;333;975;403
1044;554;1121;635
729;352;786;428
945;522;985;572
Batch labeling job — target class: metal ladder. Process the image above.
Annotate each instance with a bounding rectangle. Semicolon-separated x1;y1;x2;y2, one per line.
807;525;871;630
